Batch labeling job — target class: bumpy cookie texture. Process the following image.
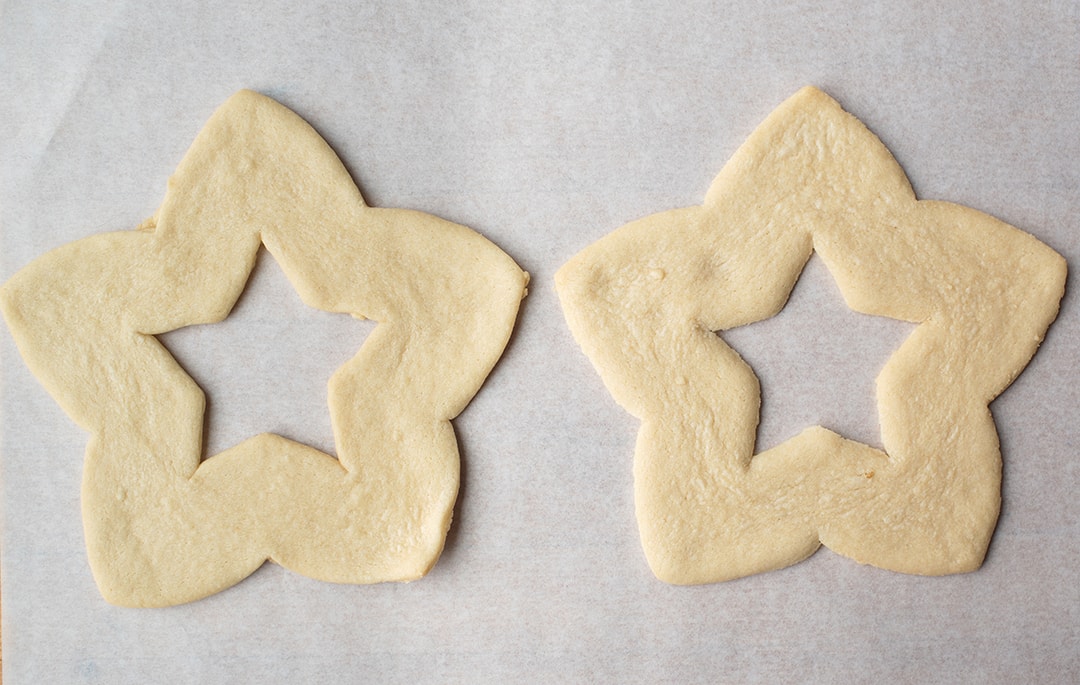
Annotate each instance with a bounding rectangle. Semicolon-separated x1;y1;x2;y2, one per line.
1;91;527;606
556;87;1065;584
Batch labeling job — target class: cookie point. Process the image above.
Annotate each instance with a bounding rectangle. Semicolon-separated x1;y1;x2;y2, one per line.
214;89;286;121
788;85;840;110
795;84;826;97
228;88;269;104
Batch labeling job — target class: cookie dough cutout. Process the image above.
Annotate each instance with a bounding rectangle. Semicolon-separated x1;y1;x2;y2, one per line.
556;87;1065;584
1;91;528;606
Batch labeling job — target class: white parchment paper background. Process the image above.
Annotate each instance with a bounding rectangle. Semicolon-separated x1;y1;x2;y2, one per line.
2;1;1077;682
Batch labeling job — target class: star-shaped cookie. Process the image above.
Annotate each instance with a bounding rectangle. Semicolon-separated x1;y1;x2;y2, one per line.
1;91;527;606
556;87;1066;583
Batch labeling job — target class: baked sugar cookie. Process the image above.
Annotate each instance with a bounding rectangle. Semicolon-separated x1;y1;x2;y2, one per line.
1;91;527;606
556;87;1065;583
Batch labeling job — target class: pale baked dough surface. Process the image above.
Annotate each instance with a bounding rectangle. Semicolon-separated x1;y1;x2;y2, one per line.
1;91;527;606
556;87;1066;584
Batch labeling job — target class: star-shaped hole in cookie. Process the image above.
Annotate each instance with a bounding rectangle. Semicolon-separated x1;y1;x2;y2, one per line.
159;249;375;459
721;255;915;452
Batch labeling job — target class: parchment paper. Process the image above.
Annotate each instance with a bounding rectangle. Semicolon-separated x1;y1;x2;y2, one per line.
2;2;1077;682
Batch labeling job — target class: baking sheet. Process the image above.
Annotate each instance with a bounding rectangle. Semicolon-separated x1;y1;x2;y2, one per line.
2;1;1077;682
